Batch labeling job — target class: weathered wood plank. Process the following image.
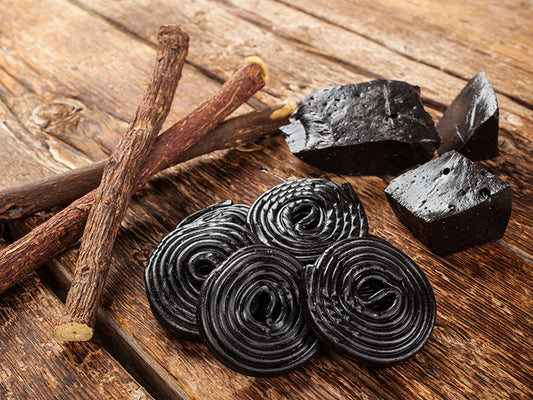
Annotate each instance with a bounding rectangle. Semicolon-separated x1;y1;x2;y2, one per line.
71;0;372;101
277;0;533;107
0;98;61;183
73;0;533;133
0;0;254;170
0;240;153;400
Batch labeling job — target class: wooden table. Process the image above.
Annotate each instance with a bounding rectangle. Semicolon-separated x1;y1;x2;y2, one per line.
0;0;531;399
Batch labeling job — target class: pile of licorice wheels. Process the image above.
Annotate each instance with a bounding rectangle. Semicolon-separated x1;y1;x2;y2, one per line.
144;178;436;377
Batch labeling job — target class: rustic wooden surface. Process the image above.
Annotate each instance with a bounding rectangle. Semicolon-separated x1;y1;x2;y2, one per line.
0;232;154;400
0;0;532;399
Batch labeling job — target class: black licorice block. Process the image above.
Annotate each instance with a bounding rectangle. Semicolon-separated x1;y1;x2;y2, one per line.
280;80;440;175
437;71;499;160
385;151;512;255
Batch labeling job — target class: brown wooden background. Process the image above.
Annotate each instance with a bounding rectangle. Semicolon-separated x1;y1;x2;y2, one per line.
0;0;531;399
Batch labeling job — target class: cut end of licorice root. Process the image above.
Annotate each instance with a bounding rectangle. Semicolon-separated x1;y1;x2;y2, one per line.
245;56;269;85
53;322;94;342
269;100;297;120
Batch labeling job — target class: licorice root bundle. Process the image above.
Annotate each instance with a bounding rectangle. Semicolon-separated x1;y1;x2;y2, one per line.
198;245;319;376
301;236;436;368
247;178;368;265
0;56;269;296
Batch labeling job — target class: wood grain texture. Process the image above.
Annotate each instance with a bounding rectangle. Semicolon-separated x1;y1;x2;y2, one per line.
0;103;293;222
0;0;531;399
277;0;533;107
0;0;242;167
0;238;153;400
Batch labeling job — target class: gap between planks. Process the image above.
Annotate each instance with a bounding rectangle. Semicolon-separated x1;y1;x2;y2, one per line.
270;0;533;111
36;257;192;400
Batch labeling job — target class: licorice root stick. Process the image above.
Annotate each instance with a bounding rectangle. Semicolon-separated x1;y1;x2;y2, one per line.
0;57;269;301
0;102;294;222
53;25;189;341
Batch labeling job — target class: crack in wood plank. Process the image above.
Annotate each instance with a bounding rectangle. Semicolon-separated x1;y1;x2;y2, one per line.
272;0;533;111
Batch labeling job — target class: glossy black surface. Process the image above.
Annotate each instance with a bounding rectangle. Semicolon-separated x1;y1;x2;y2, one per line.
437;71;499;160
385;151;512;255
301;236;436;368
280;80;440;175
176;200;249;228
198;245;319;377
247;178;368;265
145;206;257;340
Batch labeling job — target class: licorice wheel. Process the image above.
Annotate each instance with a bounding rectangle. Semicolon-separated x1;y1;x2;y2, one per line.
145;222;257;340
177;200;250;229
247;178;368;265
198;245;319;376
301;236;436;368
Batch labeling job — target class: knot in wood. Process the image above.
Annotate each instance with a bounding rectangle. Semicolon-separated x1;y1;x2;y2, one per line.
31;99;85;130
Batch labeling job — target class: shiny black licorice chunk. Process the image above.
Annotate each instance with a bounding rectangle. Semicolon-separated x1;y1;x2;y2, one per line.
385;151;512;255
144;222;257;340
198;245;319;377
247;178;368;265
437;71;499;161
176;200;249;228
280;81;440;175
301;236;436;368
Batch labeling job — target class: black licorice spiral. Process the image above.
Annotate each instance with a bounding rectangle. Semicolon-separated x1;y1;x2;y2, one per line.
301;236;436;367
247;178;368;265
198;245;319;376
177;200;249;228
145;221;257;340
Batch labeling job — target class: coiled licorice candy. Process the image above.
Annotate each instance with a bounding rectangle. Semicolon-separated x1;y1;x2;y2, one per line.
198;244;319;377
247;178;368;265
177;200;250;228
301;236;436;368
144;203;257;340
